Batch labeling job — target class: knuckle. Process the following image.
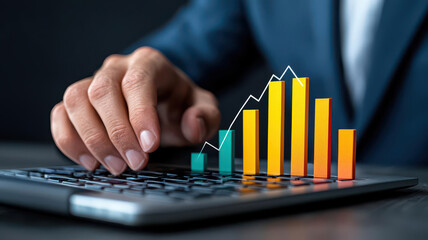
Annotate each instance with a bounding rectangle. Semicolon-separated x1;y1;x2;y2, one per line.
129;105;156;123
63;82;86;109
133;46;159;57
82;131;106;150
108;124;129;145
88;79;111;102
122;69;151;91
103;54;122;67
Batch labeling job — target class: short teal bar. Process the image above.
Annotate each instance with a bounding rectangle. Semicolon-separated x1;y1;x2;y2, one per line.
191;153;207;172
219;130;235;174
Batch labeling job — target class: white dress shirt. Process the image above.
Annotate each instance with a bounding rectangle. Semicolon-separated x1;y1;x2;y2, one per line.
341;0;384;108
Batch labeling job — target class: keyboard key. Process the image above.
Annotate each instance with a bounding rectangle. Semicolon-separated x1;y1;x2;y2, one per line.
191;186;215;193
136;171;165;177
47;178;61;183
29;172;43;177
192;181;212;186
191;177;224;184
44;174;75;181
84;180;111;187
130;185;146;191
29;176;46;181
53;169;73;175
0;171;15;176
62;180;84;186
113;184;131;189
163;178;189;183
104;188;122;193
147;183;164;189
36;168;56;174
73;172;89;178
145;188;169;195
15;173;29;178
85;184;104;190
163;181;191;190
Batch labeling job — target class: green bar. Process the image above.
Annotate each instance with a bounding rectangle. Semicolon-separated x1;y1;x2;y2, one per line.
191;153;207;172
219;130;235;174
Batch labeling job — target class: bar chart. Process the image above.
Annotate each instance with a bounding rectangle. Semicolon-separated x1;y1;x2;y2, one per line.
191;66;356;180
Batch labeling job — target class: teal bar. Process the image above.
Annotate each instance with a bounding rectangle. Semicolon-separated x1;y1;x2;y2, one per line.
219;130;235;174
191;153;207;172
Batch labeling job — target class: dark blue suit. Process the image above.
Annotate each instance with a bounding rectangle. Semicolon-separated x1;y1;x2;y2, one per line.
128;0;428;166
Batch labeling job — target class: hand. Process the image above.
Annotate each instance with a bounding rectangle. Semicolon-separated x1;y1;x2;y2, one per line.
50;47;221;175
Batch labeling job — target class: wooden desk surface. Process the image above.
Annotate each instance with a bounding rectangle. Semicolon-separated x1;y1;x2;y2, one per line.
0;142;427;240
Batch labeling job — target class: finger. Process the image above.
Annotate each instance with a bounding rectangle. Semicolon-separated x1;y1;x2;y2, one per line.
181;88;221;144
50;102;99;171
88;61;148;171
64;79;128;175
122;47;175;153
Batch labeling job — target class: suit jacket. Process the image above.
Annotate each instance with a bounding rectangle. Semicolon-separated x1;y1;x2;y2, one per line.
127;0;428;166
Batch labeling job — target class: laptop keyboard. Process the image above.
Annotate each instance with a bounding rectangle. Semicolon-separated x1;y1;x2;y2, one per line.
0;166;340;201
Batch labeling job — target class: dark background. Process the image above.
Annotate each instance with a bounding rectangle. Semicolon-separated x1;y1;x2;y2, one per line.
0;0;187;141
0;0;290;161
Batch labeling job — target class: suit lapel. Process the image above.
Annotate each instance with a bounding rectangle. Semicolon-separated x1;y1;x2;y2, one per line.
310;0;353;130
356;0;428;139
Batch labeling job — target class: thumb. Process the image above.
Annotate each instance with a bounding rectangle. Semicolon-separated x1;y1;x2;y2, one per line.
181;89;221;144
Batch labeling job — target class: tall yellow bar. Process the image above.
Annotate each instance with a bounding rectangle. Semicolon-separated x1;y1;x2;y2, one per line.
267;81;285;176
243;110;259;175
291;77;309;176
338;129;357;180
313;98;332;179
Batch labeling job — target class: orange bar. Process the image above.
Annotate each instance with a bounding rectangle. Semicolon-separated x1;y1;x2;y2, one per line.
338;129;357;180
291;77;309;176
313;98;332;179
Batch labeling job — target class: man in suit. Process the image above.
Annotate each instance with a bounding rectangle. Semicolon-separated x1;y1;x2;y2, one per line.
50;0;428;175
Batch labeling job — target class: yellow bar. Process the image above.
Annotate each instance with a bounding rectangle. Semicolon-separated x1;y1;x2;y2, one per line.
291;77;309;176
267;81;285;176
243;109;259;175
313;98;332;179
338;129;357;180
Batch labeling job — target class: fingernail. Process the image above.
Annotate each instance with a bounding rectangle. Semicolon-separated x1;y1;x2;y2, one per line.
197;118;206;142
140;130;155;152
79;154;97;170
104;155;126;175
125;149;145;170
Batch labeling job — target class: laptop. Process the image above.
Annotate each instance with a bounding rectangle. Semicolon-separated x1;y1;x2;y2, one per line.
0;158;418;226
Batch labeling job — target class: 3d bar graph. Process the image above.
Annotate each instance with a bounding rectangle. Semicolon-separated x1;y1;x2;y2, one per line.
191;153;207;172
313;98;332;179
243;110;259;175
190;66;357;181
219;130;235;174
338;129;357;180
291;77;309;176
267;81;285;176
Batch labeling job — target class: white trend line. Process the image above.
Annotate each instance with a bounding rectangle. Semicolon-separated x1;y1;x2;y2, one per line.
197;65;301;159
